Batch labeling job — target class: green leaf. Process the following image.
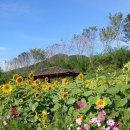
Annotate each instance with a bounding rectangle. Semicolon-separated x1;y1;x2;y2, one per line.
114;111;119;117
37;127;43;130
51;104;60;111
52;96;59;103
88;96;100;104
83;91;92;97
103;97;112;105
69;107;74;112
107;86;119;94
119;85;127;92
116;98;127;107
68;107;74;115
29;101;32;107
123;108;130;120
81;98;86;104
67;98;75;105
32;102;38;112
126;94;130;99
96;86;105;93
79;105;90;114
63;105;68;112
71;89;81;95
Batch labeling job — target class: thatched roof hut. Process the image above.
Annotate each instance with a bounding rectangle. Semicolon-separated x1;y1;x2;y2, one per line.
34;66;80;81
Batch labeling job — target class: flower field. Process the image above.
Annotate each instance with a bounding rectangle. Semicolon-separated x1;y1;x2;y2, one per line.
0;62;130;130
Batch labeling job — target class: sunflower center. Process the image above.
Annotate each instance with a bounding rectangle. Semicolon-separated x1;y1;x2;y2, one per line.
5;86;10;90
98;101;103;105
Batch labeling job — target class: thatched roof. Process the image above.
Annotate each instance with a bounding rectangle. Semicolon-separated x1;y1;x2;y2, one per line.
34;66;79;76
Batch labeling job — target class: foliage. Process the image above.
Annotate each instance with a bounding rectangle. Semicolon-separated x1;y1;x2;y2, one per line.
99;26;115;53
109;12;124;48
0;118;32;130
30;48;45;63
123;14;130;43
0;62;130;129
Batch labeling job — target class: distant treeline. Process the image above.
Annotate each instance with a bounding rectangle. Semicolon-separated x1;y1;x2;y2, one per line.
0;47;130;84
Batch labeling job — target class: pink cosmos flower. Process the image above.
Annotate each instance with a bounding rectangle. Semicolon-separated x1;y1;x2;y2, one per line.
113;127;119;130
98;111;106;121
77;101;85;108
102;126;106;129
11;108;17;115
74;108;78;112
77;127;84;130
3;121;7;126
77;127;82;130
106;119;115;126
105;127;110;130
54;128;58;130
102;126;110;130
76;118;82;125
84;124;90;130
90;118;99;123
97;105;103;109
11;115;15;118
7;115;11;120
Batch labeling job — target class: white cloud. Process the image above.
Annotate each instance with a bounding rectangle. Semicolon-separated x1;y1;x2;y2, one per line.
0;47;7;51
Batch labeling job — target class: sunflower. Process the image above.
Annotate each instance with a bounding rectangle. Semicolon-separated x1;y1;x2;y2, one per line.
28;72;34;80
19;82;26;88
76;114;83;119
45;77;49;82
42;125;47;129
34;79;41;85
53;80;59;87
46;84;52;91
41;84;47;90
62;92;69;99
62;78;68;86
34;93;41;98
13;74;19;81
28;80;33;85
18;98;23;103
16;76;23;84
42;110;46;115
45;100;50;106
42;110;47;120
32;83;37;90
22;93;28;98
77;73;84;80
2;84;12;93
95;99;106;109
123;66;129;73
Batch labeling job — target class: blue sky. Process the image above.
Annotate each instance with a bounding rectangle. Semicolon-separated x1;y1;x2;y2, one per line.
0;0;130;62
